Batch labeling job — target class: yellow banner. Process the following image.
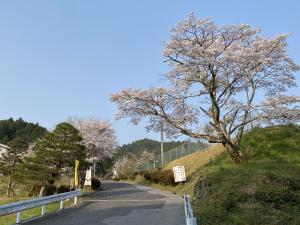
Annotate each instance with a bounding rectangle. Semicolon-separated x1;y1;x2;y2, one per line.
74;160;80;187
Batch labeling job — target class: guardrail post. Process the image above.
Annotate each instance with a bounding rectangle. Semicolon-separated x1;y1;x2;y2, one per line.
183;194;197;225
74;196;78;205
16;211;21;224
59;200;64;210
41;205;45;216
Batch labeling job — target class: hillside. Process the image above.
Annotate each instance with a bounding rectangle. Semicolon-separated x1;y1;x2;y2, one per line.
115;138;183;158
0;118;47;144
161;125;300;225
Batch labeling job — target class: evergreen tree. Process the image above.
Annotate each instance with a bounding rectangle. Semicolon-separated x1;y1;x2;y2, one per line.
0;137;28;196
0;118;47;145
21;123;86;185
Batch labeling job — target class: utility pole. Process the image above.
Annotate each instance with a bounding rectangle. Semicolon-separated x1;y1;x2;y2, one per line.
160;124;164;166
159;91;164;166
93;162;96;177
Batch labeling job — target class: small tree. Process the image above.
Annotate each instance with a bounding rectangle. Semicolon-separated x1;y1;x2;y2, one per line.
22;123;86;185
69;117;117;162
0;137;28;196
111;14;300;164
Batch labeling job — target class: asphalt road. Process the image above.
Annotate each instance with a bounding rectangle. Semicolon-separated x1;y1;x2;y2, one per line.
25;181;185;225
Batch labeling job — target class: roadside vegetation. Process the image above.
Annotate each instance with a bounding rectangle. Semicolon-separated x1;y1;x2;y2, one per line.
0;117;114;224
129;125;300;225
110;13;299;224
130;144;224;195
192;125;300;225
0;198;74;225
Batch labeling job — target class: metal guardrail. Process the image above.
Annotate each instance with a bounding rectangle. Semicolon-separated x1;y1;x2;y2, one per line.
183;194;197;225
0;190;82;224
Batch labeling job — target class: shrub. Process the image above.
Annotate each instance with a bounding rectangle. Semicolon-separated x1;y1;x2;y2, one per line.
29;184;43;196
143;169;175;186
159;170;175;186
91;177;101;190
57;185;70;193
143;171;151;181
149;170;161;183
44;184;57;196
113;177;120;181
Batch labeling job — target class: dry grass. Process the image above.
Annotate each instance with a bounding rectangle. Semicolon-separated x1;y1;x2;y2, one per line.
135;144;225;196
164;144;224;177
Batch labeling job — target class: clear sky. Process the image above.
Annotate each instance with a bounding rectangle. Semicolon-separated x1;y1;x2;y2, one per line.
0;0;299;145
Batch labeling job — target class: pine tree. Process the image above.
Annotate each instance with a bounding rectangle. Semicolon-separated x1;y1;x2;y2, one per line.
21;123;86;185
0;137;28;196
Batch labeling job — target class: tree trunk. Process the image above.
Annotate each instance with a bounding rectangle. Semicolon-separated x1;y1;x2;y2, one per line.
222;143;245;164
6;178;12;197
39;186;46;197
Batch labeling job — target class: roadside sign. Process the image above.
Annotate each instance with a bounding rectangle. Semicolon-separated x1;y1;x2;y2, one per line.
84;167;92;186
112;169;118;179
173;165;186;183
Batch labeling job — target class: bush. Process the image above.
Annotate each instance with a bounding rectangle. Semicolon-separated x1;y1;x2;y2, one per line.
29;184;43;196
91;177;101;190
143;171;151;181
57;185;70;193
113;177;120;181
149;170;161;183
43;184;57;196
143;169;175;186
160;170;175;186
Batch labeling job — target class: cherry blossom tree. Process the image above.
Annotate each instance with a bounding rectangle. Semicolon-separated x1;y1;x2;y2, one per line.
113;156;138;179
69;117;117;162
111;14;300;164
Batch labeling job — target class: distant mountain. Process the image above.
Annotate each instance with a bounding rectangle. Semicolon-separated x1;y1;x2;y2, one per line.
115;138;183;158
0;118;47;145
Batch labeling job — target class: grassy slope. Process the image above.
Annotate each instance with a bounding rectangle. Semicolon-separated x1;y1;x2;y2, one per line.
163;144;224;196
142;125;300;225
134;144;224;195
192;125;300;225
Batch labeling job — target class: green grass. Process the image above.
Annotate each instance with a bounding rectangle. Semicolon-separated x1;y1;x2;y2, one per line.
135;124;300;225
192;124;300;225
0;199;74;225
0;176;87;225
0;184;97;225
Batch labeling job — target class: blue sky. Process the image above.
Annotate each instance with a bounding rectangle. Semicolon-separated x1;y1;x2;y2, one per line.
0;0;299;145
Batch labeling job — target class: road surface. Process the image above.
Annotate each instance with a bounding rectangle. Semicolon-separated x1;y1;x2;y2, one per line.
25;181;185;225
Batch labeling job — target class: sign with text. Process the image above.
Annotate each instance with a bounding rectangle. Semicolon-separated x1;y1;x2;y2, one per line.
173;165;186;183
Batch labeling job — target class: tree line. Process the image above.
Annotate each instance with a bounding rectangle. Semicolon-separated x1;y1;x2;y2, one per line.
0;118;47;144
0;117;116;197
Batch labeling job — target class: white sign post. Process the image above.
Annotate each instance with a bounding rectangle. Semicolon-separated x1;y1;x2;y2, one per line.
173;165;186;183
84;167;92;189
